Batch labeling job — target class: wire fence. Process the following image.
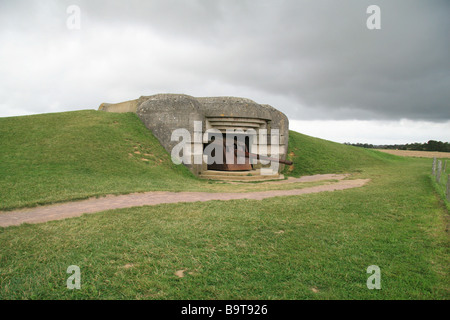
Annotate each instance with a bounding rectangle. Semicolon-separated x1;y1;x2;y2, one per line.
432;158;449;201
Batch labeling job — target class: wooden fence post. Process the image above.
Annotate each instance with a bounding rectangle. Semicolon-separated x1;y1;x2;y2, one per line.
436;160;442;183
447;174;450;201
432;157;437;176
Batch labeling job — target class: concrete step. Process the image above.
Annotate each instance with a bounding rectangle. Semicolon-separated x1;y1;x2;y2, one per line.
199;171;284;181
201;169;262;177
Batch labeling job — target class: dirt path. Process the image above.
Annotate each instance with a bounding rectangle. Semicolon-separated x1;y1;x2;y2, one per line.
228;173;350;184
0;176;370;227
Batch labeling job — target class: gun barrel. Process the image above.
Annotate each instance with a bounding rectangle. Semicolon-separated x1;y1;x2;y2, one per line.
235;150;293;166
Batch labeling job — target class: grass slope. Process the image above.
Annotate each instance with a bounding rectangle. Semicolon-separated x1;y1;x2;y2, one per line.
0;110;196;210
284;130;400;177
0;110;398;210
0;158;448;299
0;110;448;300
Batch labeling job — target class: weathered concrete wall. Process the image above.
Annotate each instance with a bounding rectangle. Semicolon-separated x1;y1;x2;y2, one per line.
99;93;289;175
137;94;205;175
98;99;139;113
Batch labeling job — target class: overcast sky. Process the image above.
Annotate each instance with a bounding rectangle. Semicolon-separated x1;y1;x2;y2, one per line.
0;0;449;144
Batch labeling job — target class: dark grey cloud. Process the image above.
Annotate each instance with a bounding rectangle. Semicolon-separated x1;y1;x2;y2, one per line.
0;0;449;121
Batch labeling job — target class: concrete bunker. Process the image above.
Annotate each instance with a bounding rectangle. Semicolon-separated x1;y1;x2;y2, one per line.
99;94;289;180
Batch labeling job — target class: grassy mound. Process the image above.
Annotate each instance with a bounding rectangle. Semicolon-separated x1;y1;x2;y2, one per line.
0;158;447;299
1;111;448;300
0;110;195;210
284;130;400;177
0;110;397;210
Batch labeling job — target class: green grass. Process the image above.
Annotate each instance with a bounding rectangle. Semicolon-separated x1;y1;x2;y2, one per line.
0;110;198;210
0;110;448;299
0;158;448;299
283;130;400;177
0;110;399;211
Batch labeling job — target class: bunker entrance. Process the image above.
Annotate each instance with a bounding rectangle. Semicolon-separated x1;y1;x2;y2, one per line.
205;133;253;171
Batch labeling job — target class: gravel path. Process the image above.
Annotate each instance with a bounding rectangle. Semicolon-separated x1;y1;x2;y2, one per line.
0;176;369;227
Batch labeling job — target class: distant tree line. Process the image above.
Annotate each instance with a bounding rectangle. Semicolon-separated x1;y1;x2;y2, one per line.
344;140;450;152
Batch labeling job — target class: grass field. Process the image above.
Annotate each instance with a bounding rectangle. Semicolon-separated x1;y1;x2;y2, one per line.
0;110;449;299
0;111;201;211
0;110;389;211
376;149;450;159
